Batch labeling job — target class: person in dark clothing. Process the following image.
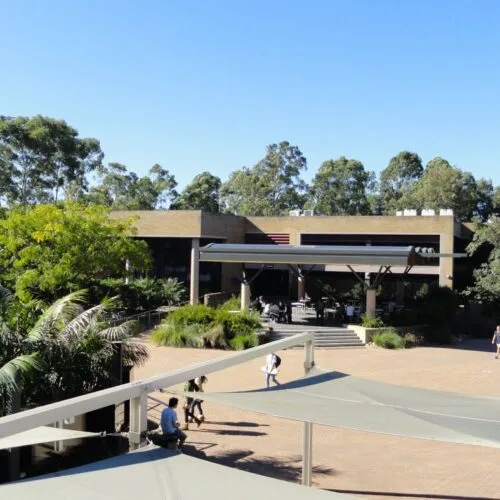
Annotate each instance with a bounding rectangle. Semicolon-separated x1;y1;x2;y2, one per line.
278;301;287;323
285;302;293;324
183;379;202;430
315;300;325;325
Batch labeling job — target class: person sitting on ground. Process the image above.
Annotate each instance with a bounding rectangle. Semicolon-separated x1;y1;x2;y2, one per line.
160;397;187;450
183;379;202;430
268;302;280;322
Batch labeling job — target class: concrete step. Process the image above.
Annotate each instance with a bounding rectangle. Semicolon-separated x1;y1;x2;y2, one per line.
270;328;364;348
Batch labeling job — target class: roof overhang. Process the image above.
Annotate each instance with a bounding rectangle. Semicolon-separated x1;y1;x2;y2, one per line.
198;244;446;267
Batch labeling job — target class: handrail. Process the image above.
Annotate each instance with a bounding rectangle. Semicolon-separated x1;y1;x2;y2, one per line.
0;332;314;438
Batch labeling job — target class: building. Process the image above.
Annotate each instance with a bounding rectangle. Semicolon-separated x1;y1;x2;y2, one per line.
110;210;473;305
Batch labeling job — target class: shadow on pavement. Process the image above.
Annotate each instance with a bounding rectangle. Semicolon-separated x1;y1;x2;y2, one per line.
185;446;335;483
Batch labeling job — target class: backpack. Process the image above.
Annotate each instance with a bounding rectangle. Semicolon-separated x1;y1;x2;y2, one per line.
274;355;282;368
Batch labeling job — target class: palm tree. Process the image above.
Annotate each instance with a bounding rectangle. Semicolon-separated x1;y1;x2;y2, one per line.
0;290;149;415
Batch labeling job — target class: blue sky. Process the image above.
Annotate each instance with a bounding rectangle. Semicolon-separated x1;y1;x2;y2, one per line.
1;0;499;189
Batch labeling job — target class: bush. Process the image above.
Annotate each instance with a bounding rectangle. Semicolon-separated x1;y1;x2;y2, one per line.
361;315;386;328
152;304;262;350
229;333;259;351
218;296;241;311
372;328;405;349
403;331;424;348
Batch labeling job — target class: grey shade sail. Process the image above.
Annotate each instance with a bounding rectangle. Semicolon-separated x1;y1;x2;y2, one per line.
198;243;436;266
0;445;353;499
182;368;500;449
0;426;100;450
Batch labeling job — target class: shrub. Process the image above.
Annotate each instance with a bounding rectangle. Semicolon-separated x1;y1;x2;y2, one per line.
229;333;259;351
151;323;203;348
152;304;262;350
403;331;424;348
361;315;386;328
218;296;241;311
372;328;405;349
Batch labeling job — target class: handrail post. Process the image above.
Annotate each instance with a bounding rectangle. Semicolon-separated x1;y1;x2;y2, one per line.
302;339;314;486
129;392;147;450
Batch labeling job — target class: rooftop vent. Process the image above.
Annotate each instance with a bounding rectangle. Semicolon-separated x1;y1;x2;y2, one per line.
289;210;301;217
421;209;436;216
403;209;417;216
302;209;314;216
439;208;454;216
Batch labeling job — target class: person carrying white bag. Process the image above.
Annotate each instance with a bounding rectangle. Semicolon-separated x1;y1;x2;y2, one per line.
261;352;281;388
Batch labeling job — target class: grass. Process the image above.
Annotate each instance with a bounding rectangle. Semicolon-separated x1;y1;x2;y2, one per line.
372;328;405;349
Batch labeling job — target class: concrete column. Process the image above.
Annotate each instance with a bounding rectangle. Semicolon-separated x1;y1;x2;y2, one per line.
298;276;305;300
129;393;148;450
190;238;200;305
302;338;314;486
241;282;251;311
439;233;454;288
366;288;376;318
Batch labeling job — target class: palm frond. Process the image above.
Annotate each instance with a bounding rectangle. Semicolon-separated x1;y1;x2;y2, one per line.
120;341;149;367
98;320;139;342
0;353;45;392
28;290;87;341
59;303;107;340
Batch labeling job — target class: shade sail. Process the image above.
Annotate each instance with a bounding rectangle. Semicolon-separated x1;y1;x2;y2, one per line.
0;426;100;450
182;368;500;449
0;445;353;499
198;244;423;266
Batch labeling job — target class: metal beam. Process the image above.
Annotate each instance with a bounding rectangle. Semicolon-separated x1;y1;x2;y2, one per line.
0;332;314;439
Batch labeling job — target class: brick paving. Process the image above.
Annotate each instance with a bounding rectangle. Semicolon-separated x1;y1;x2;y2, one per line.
134;336;500;499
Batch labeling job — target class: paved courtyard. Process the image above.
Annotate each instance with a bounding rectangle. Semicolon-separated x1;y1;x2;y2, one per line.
134;336;500;500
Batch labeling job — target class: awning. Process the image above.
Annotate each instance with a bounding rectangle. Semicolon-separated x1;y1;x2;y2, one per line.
0;426;101;450
198;244;444;266
182;368;500;449
0;445;354;499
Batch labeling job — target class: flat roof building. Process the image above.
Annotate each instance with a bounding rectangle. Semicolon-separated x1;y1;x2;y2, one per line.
111;211;472;307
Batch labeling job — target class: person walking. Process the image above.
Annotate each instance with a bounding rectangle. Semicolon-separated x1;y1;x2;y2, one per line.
492;325;500;359
160;397;187;450
191;375;208;422
263;352;281;388
183;379;202;430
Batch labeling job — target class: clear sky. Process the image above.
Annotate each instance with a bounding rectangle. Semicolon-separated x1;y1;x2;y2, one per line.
1;0;499;189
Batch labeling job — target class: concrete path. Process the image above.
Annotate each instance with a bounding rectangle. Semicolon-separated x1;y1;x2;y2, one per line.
134;335;500;500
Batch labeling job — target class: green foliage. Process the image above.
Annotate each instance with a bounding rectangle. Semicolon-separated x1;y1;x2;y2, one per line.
152;304;261;350
361;315;386;328
372;328;405;349
218;296;241;311
467;217;500;302
171;171;221;212
0;203;151;304
229;333;259;351
308;157;375;215
0;115;103;206
220;141;307;216
87;162;178;209
0;291;148;416
94;277;186;311
379;151;423;215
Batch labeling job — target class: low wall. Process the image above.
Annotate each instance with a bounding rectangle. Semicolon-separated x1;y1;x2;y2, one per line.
347;324;426;344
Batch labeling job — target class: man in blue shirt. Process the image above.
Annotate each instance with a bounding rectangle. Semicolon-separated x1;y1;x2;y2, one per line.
160;397;187;449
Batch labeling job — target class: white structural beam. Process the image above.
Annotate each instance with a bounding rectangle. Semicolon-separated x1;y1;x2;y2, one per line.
0;332;314;439
302;339;314;486
190;238;200;305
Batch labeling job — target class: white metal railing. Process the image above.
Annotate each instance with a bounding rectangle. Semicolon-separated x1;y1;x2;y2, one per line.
0;332;314;439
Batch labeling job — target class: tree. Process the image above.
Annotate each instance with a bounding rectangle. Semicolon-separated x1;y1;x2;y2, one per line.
0;115;103;206
220;141;307;216
467;217;500;302
405;157;490;221
87;163;178;209
0;203;151;304
307;157;374;215
379;151;423;214
172;172;221;212
0;291;148;415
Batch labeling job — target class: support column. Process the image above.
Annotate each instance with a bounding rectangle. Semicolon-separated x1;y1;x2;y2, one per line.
298;276;305;300
366;288;376;318
302;338;314;486
241;282;251;311
190;238;200;305
129;393;148;450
